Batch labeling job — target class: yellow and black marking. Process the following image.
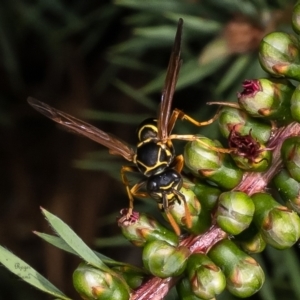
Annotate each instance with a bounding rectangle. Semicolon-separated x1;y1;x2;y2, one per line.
136;118;158;143
134;141;174;177
27;19;213;236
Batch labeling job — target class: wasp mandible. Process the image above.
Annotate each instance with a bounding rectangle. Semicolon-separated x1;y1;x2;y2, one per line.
28;19;212;235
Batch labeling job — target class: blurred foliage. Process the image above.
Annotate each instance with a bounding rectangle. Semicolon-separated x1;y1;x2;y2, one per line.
0;0;298;299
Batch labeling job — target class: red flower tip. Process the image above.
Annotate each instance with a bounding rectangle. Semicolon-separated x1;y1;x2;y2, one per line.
238;79;261;99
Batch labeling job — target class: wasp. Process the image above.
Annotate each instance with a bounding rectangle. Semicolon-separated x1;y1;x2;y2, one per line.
28;19;211;235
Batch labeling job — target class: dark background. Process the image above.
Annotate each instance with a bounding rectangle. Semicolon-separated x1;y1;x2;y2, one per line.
0;1;298;299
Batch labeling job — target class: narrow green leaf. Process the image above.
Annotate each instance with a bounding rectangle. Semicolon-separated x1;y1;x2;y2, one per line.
95;235;132;247
134;25;180;40
284;248;300;298
255;254;276;300
34;232;76;255
140;58;228;95
107;55;159;74
41;208;110;272
114;0;186;13
110;37;161;54
215;54;252;95
83;109;149;124
35;232;144;273
113;78;156;110
0;245;71;300
166;13;222;33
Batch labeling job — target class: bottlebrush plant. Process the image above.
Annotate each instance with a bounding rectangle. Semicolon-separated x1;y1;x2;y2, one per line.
2;2;300;300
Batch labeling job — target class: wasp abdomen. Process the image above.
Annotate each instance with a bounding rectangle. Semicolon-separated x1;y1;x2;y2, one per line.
136;118;158;142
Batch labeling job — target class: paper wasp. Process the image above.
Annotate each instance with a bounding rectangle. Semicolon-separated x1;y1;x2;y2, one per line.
28;19;211;235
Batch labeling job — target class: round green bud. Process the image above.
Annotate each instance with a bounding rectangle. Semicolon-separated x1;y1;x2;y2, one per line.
208;239;264;298
118;210;178;247
230;145;272;172
112;266;145;290
252;193;300;249
186;254;226;299
259;32;300;80
236;224;266;254
73;263;130;300
184;137;243;189
218;106;272;144
281;137;300;182
216;191;255;235
292;2;300;34
237;79;294;123
166;186;202;234
142;240;190;278
177;277;216;300
290;83;300;122
187;180;221;210
273;169;300;213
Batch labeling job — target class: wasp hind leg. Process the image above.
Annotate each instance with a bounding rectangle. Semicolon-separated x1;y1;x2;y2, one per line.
162;193;181;236
120;166;148;218
171;154;184;173
172;188;192;230
167;107;221;135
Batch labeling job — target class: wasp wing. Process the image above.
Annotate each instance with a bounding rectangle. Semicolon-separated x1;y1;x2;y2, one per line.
27;97;135;162
157;18;183;141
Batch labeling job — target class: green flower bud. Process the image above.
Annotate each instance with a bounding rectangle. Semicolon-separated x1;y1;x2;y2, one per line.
292;2;300;34
177;277;216;300
237;79;294;123
142;240;190;278
216;191;255;235
290;83;300;122
112;266;146;289
281;137;300;182
228;128;272;171
183;180;222;233
186;180;221;210
208;239;264;298
184;136;243;189
218;106;272;144
118;210;178;247
166;186;202;234
236;224;266;254
73;263;130;300
186;254;226;299
259;32;300;80
252;193;300;249
273;169;300;213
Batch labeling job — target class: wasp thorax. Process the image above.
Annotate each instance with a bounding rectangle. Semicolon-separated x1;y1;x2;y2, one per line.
135;141;175;176
147;169;183;200
136;118;158;142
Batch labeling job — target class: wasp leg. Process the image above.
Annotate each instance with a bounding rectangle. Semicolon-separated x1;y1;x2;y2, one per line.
168;134;232;154
206;101;240;109
167;107;221;134
121;166;150;218
130;181;149;199
171;154;184;173
172;188;192;229
162;193;181;236
120;166;141;217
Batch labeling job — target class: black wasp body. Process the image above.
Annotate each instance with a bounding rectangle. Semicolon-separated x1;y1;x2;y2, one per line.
134;118;175;176
28;19;209;235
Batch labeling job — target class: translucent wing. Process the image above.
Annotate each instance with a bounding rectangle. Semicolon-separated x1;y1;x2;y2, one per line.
157;18;183;141
27;97;135;162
